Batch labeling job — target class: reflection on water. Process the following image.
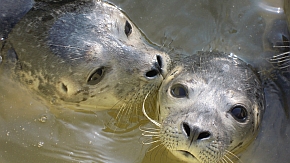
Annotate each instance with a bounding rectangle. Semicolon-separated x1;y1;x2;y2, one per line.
1;0;290;163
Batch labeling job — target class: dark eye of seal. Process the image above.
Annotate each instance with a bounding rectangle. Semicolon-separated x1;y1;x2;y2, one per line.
87;67;105;85
125;20;132;37
170;84;188;98
230;105;248;122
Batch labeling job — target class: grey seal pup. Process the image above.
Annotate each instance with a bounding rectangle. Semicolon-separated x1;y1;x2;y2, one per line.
0;0;170;113
142;51;264;163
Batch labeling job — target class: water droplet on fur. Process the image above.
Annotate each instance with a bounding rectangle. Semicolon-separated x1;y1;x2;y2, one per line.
1;38;4;41
38;142;44;147
6;132;10;136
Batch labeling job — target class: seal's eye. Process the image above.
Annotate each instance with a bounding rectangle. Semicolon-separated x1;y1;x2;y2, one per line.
230;105;248;122
125;20;132;37
170;84;188;98
87;67;105;85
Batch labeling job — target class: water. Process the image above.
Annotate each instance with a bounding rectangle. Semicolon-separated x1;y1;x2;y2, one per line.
0;0;289;163
0;74;150;163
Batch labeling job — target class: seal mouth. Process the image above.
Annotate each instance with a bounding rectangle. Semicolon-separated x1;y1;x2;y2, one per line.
178;150;195;158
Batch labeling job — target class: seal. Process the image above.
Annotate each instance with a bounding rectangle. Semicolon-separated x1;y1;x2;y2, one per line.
142;51;264;163
0;0;170;112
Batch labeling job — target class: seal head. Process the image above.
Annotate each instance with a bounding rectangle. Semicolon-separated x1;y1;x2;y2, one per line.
1;1;170;111
154;51;264;163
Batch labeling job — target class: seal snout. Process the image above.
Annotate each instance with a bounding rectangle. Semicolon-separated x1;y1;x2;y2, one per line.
145;68;160;79
181;122;211;144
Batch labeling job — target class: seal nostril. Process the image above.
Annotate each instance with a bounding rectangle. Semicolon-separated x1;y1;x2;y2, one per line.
197;131;211;140
61;83;68;93
182;122;191;138
145;69;159;78
156;55;163;69
182;122;211;141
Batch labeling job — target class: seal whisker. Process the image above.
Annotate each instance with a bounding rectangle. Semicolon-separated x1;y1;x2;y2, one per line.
219;158;228;163
139;126;161;132
142;139;161;145
141;132;160;136
269;51;290;60
160;33;168;49
146;142;162;153
271;62;290;69
123;100;136;120
277;64;290;69
115;104;129;122
142;134;160;137
270;56;290;63
114;91;140;122
159;144;170;162
142;92;161;127
126;85;155;117
160;33;176;55
111;83;160;129
139;126;160;137
224;150;243;163
141;130;160;136
268;46;290;70
223;155;234;163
